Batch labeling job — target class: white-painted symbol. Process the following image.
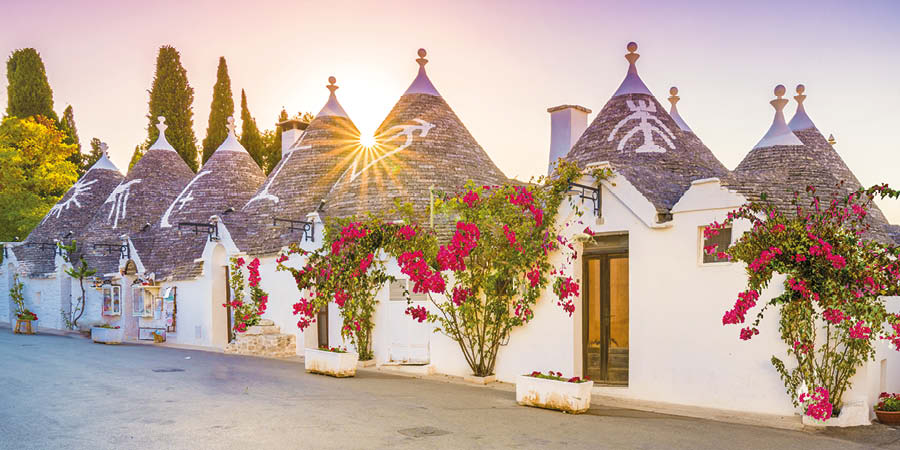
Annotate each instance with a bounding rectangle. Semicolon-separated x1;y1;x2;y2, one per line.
607;99;676;153
42;178;98;223
104;179;142;229
244;146;307;207
160;170;211;228
333;119;435;187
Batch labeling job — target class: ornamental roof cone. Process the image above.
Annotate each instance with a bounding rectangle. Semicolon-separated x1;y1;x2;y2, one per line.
752;84;803;149
788;84;816;131
403;48;441;96
149;116;177;152
667;86;693;133
89;142;121;173
611;42;652;97
213;116;249;153
316;76;350;119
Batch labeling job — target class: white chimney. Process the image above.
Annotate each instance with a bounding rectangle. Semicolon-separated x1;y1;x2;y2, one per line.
547;104;591;174
277;118;309;156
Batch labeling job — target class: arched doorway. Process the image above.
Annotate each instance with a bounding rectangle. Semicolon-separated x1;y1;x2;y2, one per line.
210;245;228;348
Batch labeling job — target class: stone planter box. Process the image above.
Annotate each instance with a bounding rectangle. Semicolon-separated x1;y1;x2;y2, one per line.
516;375;594;414
875;410;900;426
305;348;358;377
91;327;124;344
801;400;870;428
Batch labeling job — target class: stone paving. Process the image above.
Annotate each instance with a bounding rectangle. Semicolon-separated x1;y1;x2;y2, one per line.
1;327;898;450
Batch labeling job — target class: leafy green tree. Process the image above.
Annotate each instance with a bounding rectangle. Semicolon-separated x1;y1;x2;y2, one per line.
201;57;234;164
59;105;85;176
5;48;57;122
261;108;289;174
239;89;265;169
81;137;104;170
128;144;146;172
144;45;199;171
0;116;78;241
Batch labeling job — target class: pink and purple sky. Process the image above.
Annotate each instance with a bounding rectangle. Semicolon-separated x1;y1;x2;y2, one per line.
2;0;899;222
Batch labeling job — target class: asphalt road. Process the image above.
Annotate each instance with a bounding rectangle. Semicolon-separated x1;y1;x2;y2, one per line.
1;328;898;450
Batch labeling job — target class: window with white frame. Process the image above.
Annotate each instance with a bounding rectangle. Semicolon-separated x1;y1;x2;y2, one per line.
132;287;152;317
102;285;121;316
701;226;732;264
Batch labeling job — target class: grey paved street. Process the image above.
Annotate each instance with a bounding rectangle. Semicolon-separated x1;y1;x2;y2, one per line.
1;329;898;450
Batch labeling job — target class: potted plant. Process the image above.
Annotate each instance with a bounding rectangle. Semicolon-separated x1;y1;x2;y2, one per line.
875;392;900;426
305;346;358;378
14;309;38;335
516;370;594;414
91;323;124;344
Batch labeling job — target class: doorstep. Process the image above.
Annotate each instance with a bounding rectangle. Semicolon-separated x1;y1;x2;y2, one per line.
589;391;805;431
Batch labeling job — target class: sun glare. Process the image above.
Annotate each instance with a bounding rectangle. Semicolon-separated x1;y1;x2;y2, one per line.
360;134;376;148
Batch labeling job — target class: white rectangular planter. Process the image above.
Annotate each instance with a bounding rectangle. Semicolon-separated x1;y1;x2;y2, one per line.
91;327;124;344
305;348;359;378
516;375;594;414
801;400;870;428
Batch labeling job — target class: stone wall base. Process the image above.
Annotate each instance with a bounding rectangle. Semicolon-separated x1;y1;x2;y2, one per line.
224;319;296;358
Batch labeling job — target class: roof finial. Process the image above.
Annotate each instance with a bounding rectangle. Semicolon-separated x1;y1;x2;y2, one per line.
327;76;338;94
771;84;788;111
611;41;652;97
794;84;806;106
157;116;168;134
226;116;236;135
667;86;693;133
100;142;109;157
828;133;836;146
753;84;803;149
668;86;680;106
417;48;428;67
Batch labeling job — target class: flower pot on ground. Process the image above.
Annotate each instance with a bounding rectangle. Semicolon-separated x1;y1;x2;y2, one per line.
14;310;38;335
875;393;900;426
516;372;594;414
91;325;124;344
305;347;358;377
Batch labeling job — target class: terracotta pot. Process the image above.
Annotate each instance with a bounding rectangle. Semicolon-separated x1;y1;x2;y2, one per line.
875;410;900;426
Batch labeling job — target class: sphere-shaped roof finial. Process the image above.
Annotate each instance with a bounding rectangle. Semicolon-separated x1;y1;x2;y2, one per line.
226;116;236;135
796;84;805;95
416;48;429;67
327;76;338;94
627;42;638;53
418;48;427;58
156;116;168;133
669;86;679;96
774;84;786;98
328;76;336;85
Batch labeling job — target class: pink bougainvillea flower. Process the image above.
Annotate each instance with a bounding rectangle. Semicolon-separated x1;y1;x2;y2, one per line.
462;190;479;208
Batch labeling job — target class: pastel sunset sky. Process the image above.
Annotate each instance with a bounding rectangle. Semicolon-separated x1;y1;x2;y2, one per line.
2;0;899;221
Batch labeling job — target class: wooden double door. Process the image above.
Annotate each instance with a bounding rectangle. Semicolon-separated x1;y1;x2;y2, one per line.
583;237;629;385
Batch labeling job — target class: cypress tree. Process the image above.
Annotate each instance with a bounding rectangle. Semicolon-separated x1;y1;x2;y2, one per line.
239;89;265;169
201;57;234;164
145;45;199;171
5;48;57;122
59;105;85;176
263;108;290;174
82;137;105;169
128;144;146;173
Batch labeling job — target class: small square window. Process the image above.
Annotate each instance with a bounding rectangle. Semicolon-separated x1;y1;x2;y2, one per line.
702;226;732;264
102;285;121;316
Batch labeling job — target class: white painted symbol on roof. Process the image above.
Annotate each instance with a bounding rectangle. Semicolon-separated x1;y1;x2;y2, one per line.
333;119;435;188
607;99;676;153
160;170;211;228
244;146;307;207
42;178;99;224
103;179;142;229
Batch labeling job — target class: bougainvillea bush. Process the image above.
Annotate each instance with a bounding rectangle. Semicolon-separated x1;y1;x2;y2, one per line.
224;257;269;334
707;184;900;418
388;161;611;377
278;215;397;361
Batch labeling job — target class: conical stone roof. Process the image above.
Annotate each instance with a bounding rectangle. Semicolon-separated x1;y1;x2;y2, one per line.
322;49;507;227
733;85;890;241
566;43;729;218
13;147;124;277
76;118;195;275
242;77;361;255
147;117;267;280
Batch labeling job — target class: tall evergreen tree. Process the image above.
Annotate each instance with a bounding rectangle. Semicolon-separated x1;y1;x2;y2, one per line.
5;48;57;122
262;108;290;174
201;57;234;164
239;89;265;169
144;45;199;171
59;105;85;176
128;144;146;173
82;137;105;170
